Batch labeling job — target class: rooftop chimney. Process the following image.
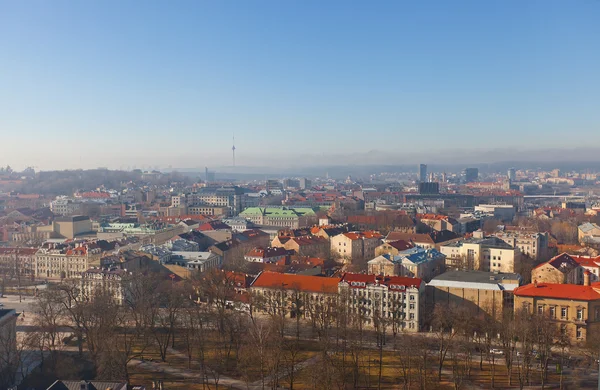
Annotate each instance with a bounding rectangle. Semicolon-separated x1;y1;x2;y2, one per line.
584;270;591;287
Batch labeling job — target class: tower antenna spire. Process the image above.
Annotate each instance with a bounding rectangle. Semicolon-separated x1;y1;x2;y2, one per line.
232;134;236;167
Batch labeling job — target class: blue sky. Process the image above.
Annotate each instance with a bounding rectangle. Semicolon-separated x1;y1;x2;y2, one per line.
1;0;599;170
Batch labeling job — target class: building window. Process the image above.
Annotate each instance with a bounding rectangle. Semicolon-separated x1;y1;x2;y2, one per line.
537;305;544;315
549;306;556;318
409;313;415;320
577;309;584;321
576;327;583;339
561;307;568;319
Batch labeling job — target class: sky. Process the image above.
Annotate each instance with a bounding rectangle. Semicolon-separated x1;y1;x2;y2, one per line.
1;0;599;170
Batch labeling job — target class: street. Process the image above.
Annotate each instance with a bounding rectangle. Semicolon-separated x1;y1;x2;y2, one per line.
0;293;35;313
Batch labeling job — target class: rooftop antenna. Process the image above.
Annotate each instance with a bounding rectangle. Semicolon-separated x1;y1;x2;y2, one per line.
232;134;236;167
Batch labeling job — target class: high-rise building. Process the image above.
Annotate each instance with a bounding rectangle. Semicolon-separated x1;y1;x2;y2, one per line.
418;182;440;195
299;177;312;190
507;168;516;181
463;168;479;183
419;164;427;183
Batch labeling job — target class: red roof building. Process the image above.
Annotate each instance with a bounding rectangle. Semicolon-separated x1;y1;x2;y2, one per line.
251;271;340;294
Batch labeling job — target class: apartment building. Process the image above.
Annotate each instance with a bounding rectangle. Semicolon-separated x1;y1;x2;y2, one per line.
80;267;130;305
492;227;550;261
339;273;424;332
250;271;340;316
368;247;445;281
416;214;459;233
49;197;82;215
0;248;37;278
572;255;600;283
374;240;414;257
330;231;383;263
250;271;424;331
35;243;102;279
239;207;317;229
190;186;244;215
440;233;521;273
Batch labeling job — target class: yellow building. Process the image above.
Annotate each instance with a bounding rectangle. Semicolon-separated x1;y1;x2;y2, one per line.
513;276;600;342
427;270;521;320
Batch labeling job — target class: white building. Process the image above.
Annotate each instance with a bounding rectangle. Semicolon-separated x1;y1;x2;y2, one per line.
440;232;521;273
171;251;222;272
339;273;424;332
473;204;515;221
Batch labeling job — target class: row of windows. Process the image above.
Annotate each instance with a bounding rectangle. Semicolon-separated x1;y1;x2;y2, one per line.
534;304;586;321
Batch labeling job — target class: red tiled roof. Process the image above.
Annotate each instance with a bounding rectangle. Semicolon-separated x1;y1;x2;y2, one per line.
340;273;422;289
251;271;340;293
197;221;231;231
572;255;600;268
343;231;382;240
514;283;600;301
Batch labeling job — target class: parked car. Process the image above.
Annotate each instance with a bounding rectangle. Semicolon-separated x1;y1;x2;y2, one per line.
490;349;504;355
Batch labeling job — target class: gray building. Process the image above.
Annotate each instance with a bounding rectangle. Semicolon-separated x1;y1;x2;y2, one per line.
418;164;427;183
464;168;479;183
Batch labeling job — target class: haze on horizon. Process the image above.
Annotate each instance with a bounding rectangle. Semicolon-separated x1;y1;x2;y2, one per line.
1;0;599;171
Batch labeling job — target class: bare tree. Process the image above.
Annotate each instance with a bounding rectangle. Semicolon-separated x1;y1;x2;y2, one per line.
431;304;459;381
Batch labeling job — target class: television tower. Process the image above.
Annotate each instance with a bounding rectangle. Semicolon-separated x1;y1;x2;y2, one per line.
232;135;236;167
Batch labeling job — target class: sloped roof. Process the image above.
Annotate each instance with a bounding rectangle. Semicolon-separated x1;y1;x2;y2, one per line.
388;240;414;251
251;271;340;293
46;380;127;390
245;246;289;259
396;247;445;265
514;283;600;301
535;253;580;272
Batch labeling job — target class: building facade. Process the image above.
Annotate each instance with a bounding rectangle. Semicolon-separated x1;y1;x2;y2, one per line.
339;273;424;332
440;234;521;273
513;280;600;342
330;231;382;263
427;270;521;320
34;244;102;279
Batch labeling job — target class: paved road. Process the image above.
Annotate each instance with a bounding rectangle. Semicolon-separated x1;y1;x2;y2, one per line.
0;293;35;313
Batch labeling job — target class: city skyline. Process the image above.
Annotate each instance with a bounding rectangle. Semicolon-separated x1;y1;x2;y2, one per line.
2;1;599;170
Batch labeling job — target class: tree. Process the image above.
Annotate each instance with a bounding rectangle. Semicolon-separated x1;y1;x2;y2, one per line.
533;312;559;389
431;304;459;381
0;312;20;389
498;310;518;386
514;309;536;390
30;287;66;369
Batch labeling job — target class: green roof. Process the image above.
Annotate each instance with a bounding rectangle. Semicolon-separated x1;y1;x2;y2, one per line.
239;207;316;217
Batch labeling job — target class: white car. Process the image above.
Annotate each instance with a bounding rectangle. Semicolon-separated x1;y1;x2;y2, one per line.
490;348;504;355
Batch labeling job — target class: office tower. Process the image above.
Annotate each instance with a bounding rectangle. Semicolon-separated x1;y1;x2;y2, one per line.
419;164;427;183
464;168;479;183
507;168;516;181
